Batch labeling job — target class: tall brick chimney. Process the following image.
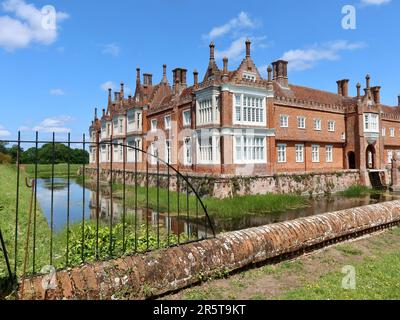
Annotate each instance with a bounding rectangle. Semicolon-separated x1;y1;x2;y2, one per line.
143;74;153;86
120;82;124;99
372;86;381;104
223;57;228;74
337;81;343;96
267;65;272;82
337;79;349;97
245;39;251;59
272;60;289;87
162;64;168;84
356;83;361;98
209;42;215;61
108;88;112;106
136;68;141;85
172;68;187;94
193;69;199;87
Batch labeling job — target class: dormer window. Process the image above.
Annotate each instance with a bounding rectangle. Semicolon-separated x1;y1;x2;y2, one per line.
243;72;256;82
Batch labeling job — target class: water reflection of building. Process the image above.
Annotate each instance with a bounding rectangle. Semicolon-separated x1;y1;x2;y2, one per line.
89;190;207;237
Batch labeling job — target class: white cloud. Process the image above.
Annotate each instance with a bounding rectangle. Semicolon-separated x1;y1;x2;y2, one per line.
50;88;65;96
0;124;11;137
100;81;116;91
0;0;69;51
102;43;120;56
32;116;72;133
361;0;391;5
215;36;268;61
281;40;366;71
203;12;260;40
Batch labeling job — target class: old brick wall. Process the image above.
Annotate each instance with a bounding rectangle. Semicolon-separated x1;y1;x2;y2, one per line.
18;200;400;300
83;168;360;198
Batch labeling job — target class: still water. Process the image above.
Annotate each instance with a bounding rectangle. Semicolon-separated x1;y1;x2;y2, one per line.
36;178;400;234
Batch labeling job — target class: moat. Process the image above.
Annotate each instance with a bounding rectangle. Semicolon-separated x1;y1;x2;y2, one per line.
36;178;400;235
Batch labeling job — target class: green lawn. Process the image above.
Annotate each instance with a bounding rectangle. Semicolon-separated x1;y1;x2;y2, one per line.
24;163;82;178
282;251;400;300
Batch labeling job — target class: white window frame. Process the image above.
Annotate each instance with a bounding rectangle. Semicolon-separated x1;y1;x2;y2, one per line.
382;128;386;137
165;140;172;164
183;137;192;166
164;115;171;130
118;118;123;134
326;145;333;163
136;112;142;130
183;110;191;127
390;128;395;137
297;116;306;129
243;72;256;82
314;119;322;131
364;113;379;133
234;136;266;164
312;145;320;163
388;150;393;163
277;144;287;163
233;94;266;126
280;115;289;128
328;120;335;132
149;142;158;165
295;144;304;163
151;119;157;132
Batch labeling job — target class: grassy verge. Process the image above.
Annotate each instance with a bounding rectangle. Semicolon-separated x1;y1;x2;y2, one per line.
340;184;382;198
282;250;400;300
0;164;51;281
24;164;82;178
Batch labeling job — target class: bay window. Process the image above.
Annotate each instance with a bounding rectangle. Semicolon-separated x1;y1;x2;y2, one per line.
364;113;379;132
233;94;265;125
235;136;265;164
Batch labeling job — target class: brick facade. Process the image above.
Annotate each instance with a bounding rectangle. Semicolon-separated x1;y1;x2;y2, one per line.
89;40;400;186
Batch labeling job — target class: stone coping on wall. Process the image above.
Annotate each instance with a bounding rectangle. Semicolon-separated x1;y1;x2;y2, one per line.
18;200;400;300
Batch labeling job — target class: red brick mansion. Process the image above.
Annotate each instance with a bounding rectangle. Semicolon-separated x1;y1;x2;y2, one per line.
89;39;400;186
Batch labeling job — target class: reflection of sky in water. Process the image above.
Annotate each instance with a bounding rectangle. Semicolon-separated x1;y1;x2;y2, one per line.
36;178;91;232
36;178;400;235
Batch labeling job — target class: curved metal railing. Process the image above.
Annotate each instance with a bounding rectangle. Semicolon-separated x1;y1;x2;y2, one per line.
0;132;215;283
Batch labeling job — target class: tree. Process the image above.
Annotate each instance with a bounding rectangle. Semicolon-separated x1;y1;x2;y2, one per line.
8;145;24;163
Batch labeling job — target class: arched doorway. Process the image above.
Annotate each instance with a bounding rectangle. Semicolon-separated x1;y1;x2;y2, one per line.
366;145;376;169
348;151;356;169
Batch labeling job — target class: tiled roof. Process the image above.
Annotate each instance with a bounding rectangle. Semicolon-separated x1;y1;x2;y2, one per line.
274;82;356;108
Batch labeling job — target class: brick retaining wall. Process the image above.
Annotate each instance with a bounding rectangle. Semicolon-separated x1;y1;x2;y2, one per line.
18;200;400;300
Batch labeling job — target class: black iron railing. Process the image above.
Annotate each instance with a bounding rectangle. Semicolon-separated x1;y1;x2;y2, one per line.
0;132;215;284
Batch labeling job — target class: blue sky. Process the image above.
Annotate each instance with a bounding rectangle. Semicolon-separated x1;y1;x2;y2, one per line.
0;0;399;142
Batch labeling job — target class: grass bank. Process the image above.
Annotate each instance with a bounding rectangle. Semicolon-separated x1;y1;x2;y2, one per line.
0;165;51;281
164;226;400;300
24;164;82;179
340;184;382;198
109;183;309;220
